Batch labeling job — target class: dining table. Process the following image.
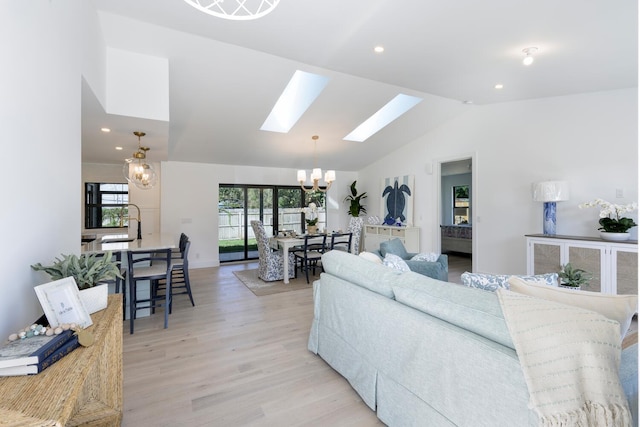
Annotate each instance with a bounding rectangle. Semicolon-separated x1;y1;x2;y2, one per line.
269;234;326;284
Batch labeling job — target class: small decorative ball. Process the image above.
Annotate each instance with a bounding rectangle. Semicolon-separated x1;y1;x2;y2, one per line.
8;334;18;341
54;327;63;335
26;330;34;338
45;328;54;336
61;324;71;331
18;331;26;339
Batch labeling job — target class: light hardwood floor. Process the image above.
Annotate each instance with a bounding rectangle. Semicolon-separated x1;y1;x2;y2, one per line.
122;254;471;426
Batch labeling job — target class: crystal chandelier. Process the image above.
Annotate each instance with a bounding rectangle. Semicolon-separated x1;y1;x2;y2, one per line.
297;135;335;193
123;131;158;190
182;0;280;21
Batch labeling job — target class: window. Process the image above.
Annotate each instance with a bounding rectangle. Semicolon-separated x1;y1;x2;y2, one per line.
85;183;129;229
453;185;469;225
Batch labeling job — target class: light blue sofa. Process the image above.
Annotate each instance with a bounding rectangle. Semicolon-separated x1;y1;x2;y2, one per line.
308;250;638;427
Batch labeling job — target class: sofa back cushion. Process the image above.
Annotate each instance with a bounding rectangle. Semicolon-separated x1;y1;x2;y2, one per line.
321;250;402;298
393;274;514;349
380;238;409;259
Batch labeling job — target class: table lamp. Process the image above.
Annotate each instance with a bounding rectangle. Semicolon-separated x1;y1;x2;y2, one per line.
532;181;570;235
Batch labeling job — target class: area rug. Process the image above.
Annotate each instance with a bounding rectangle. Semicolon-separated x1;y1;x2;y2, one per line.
233;269;314;296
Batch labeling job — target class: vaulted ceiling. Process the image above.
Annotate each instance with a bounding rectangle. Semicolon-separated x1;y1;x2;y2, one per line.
83;0;637;172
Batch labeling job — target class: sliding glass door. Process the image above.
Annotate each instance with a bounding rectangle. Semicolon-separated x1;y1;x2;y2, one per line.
218;185;325;262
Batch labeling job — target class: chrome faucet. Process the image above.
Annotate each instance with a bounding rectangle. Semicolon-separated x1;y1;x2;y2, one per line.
127;203;142;240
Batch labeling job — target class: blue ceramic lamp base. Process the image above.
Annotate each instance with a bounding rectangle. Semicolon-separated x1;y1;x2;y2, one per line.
543;202;557;235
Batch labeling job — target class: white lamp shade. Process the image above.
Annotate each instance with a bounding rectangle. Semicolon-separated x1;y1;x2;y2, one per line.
532;181;570;202
297;170;307;182
324;170;336;182
311;168;322;181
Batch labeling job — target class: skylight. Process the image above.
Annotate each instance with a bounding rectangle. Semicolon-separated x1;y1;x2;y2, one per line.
260;70;329;133
343;94;423;142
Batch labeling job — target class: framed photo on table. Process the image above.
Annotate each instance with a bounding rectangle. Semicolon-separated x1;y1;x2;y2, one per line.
34;277;93;328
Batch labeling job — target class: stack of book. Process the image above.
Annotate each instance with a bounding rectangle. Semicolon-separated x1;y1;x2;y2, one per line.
0;328;80;376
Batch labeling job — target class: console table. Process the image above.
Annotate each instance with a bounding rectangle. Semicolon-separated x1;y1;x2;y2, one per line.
0;295;123;426
364;225;420;252
526;234;638;295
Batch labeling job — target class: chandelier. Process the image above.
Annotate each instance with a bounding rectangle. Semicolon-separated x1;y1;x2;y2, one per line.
123;131;158;190
182;0;280;21
297;135;335;193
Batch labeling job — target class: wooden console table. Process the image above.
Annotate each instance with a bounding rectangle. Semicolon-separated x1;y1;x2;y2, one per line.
0;294;123;426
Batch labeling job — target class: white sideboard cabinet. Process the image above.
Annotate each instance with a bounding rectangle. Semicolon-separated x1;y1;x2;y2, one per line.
364;225;420;252
526;234;638;295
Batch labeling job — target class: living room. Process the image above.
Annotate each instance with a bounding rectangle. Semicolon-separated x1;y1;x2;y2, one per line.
2;1;638;425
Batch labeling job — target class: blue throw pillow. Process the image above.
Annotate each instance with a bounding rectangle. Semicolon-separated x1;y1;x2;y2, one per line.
380;238;409;260
461;272;558;292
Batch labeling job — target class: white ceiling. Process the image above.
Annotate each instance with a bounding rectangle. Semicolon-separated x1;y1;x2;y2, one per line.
83;0;638;172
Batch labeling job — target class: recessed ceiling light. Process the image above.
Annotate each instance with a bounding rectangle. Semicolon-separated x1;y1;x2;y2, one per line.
522;47;538;66
344;94;422;142
101;127;111;133
494;84;504;89
115;146;123;151
463;100;474;105
374;46;384;53
260;70;329;133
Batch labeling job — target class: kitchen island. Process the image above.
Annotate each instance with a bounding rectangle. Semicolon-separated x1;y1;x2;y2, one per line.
81;233;176;254
82;233;177;320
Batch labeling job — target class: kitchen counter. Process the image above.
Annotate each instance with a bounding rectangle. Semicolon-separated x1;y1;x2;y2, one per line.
81;233;176;254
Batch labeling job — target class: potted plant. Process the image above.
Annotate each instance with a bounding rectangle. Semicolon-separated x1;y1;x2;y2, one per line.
558;263;593;290
32;251;123;313
579;199;638;241
302;203;319;234
344;181;367;218
344;181;367;254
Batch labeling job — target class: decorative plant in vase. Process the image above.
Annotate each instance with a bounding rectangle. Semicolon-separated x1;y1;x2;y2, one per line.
344;181;367;254
32;252;123;313
344;180;367;218
579;199;638;241
558;263;593;290
302;202;319;234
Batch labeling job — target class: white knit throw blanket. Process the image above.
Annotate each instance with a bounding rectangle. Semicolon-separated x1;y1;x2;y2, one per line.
496;289;631;427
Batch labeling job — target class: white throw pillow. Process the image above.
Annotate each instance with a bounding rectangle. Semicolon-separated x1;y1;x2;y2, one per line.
410;252;440;262
507;276;638;340
461;271;558;292
359;251;382;264
383;253;410;272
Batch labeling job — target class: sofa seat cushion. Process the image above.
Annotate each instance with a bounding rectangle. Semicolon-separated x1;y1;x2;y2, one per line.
508;276;638;341
393;273;514;349
461;271;558;292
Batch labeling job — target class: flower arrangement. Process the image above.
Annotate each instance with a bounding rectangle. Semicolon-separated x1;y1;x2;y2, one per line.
579;199;638;233
301;202;318;226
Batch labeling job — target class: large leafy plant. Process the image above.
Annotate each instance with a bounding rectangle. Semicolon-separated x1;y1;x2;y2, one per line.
344;180;367;218
31;251;123;290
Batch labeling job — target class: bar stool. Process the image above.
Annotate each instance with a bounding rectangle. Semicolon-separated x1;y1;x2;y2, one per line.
127;248;172;334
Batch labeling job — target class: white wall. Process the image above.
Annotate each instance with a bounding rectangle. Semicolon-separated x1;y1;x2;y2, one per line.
0;1;104;339
161;161;357;268
359;88;638;275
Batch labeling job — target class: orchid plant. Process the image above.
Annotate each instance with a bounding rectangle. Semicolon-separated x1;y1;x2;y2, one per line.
579;199;638;233
301;202;319;226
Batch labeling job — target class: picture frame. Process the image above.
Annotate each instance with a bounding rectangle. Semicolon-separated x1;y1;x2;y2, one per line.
380;175;415;226
34;277;93;328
